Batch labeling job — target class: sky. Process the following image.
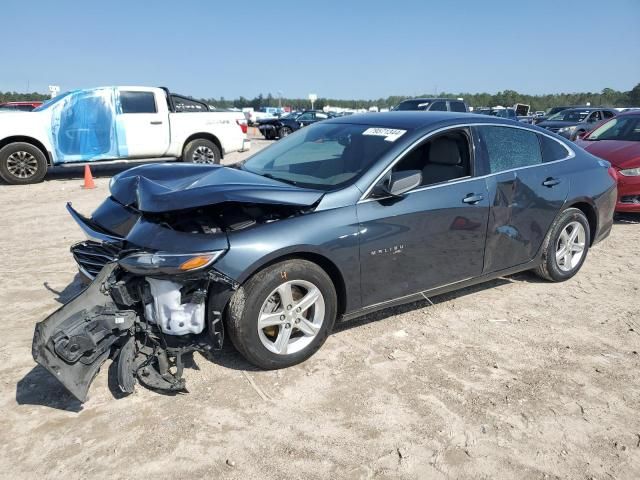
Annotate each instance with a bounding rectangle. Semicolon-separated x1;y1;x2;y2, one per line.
1;0;639;99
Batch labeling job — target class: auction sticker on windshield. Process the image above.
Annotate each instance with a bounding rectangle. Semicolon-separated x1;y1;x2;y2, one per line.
362;128;407;142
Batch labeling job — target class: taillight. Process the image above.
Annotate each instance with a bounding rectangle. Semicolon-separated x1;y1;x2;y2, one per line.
236;120;248;134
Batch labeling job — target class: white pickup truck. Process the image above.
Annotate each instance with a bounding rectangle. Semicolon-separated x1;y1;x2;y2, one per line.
0;86;250;184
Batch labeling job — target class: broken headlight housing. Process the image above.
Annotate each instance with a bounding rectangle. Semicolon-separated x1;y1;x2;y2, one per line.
118;250;225;276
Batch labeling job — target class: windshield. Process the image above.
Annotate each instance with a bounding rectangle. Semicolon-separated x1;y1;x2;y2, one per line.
280;112;299;119
548;109;590;122
586;116;640;141
393;100;430;111
241;122;407;191
32;91;75;111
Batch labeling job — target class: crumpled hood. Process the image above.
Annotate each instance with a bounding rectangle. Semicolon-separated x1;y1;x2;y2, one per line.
110;163;324;213
576;140;640;169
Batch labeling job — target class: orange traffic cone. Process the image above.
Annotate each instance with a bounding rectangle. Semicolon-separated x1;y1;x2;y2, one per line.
82;165;96;189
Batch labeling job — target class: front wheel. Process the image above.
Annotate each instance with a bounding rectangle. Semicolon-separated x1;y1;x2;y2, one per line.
182;139;221;164
278;126;292;138
0;142;48;185
534;208;590;282
571;129;585;141
227;259;337;369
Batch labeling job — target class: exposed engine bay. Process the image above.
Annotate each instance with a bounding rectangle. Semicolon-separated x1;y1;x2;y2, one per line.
146;202;311;235
32;262;237;402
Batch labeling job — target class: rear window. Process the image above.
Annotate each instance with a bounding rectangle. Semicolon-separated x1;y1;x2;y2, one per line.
393;100;431;111
120;91;157;114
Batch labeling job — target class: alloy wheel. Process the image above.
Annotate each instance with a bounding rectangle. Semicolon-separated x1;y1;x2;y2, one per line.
257;280;325;355
7;151;38;178
192;146;216;163
556;221;586;272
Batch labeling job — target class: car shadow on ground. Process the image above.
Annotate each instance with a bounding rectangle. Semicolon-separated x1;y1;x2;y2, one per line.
614;212;640;224
43;273;86;304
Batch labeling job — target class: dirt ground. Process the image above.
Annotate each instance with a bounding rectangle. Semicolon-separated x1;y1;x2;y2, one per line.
1;133;639;480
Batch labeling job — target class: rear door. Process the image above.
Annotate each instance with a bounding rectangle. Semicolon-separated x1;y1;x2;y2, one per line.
474;125;570;273
116;88;170;158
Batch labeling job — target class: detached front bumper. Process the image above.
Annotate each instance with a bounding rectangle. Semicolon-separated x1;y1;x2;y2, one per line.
32;263;135;402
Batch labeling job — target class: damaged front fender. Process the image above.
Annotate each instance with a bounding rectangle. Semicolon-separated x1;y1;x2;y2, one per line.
32;263;135;402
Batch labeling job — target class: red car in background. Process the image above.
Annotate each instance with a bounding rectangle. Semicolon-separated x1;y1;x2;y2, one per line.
577;111;640;213
0;101;43;112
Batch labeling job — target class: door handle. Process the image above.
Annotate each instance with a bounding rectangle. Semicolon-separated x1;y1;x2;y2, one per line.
462;193;484;204
150;121;163;125
542;177;561;187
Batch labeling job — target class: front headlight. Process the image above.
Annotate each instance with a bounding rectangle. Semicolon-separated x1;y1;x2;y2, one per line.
558;126;577;133
118;250;225;275
619;167;640;177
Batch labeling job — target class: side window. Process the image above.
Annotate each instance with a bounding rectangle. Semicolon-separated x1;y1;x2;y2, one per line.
297;112;314;122
588;111;602;123
602;110;615;119
449;101;467;112
120;91;157;114
172;95;208;113
429;101;447;111
539;134;570;162
316;112;328;119
394;129;471;187
477;126;542;174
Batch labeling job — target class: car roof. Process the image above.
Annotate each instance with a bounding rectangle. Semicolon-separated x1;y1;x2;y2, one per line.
325;111;514;129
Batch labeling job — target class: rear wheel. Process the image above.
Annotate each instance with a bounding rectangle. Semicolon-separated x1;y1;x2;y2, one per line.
0;142;48;185
227;259;337;369
182;139;221;164
534;208;590;282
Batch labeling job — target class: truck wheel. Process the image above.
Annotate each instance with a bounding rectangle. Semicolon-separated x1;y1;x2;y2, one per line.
183;139;221;164
0;142;48;185
227;259;337;370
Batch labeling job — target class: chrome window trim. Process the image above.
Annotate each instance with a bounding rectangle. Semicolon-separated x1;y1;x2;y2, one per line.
358;122;575;203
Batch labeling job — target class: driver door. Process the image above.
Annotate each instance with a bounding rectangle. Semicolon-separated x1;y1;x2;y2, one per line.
357;128;490;307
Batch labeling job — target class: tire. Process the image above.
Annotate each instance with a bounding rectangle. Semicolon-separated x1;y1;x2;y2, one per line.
571;130;585;141
264;130;275;140
0;142;48;185
534;208;590;282
182;139;221;164
227;259;337;369
278;126;292;138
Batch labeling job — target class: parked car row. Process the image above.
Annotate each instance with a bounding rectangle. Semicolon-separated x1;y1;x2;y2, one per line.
257;110;331;139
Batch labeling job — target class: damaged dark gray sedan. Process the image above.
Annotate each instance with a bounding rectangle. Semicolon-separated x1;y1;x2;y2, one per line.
32;112;617;402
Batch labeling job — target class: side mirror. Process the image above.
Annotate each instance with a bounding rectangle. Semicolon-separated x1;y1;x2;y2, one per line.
371;170;422;198
577;130;588;139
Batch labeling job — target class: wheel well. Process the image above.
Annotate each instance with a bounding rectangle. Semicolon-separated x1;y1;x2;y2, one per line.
0;136;51;165
183;133;223;158
567;201;597;245
243;253;347;317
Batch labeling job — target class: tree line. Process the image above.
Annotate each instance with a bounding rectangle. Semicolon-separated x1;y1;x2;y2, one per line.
203;84;640;111
2;83;638;112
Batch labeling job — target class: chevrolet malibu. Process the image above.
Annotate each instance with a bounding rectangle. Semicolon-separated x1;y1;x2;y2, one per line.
32;112;617;401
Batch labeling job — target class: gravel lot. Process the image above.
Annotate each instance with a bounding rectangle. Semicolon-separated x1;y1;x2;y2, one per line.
1;132;639;479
